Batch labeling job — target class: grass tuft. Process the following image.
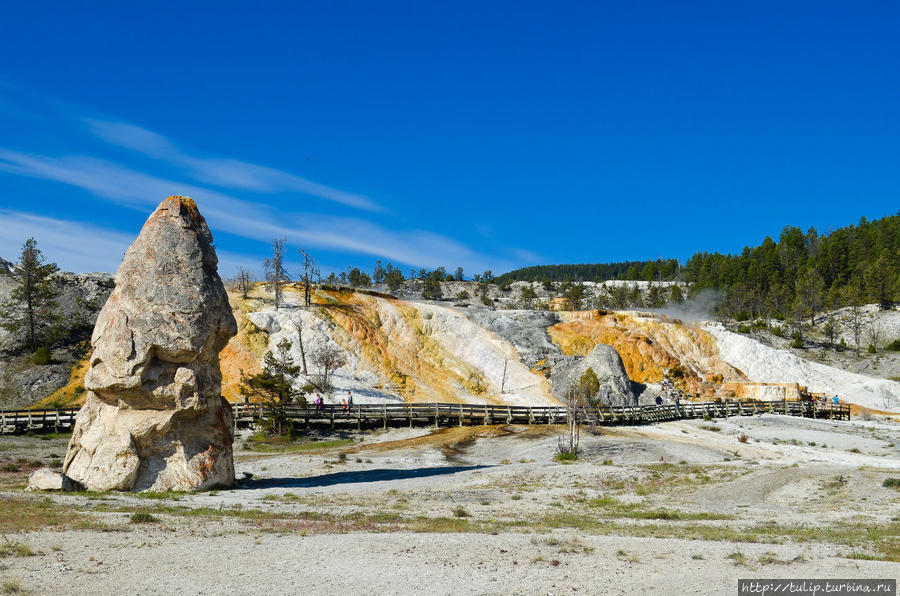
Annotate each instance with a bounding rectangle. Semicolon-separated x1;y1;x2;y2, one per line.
129;512;158;524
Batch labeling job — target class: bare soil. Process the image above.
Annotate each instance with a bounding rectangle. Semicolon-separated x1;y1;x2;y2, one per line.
1;414;898;594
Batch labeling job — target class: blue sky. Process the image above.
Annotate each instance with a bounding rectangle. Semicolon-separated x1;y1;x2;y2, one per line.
1;1;898;277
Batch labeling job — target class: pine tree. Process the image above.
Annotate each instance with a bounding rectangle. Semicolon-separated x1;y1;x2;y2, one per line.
0;238;60;353
239;338;302;435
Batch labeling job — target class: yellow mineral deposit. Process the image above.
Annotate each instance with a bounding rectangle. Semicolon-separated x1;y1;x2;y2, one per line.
548;310;745;396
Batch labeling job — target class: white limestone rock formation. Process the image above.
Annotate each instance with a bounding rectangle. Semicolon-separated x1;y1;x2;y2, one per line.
550;344;638;406
63;196;238;491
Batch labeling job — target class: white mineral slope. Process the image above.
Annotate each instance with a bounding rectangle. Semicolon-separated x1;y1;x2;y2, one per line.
247;295;555;406
393;300;556;406
708;324;900;413
247;298;399;404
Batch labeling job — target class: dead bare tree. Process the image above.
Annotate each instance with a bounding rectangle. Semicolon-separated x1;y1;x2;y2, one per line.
556;388;581;460
297;249;319;308
311;343;347;392
264;238;290;310
500;358;509;394
866;321;883;353
843;302;867;357
290;314;308;375
233;266;255;300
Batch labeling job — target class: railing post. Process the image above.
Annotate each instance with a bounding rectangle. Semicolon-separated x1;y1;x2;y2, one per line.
383;405;387;429
459;404;463;427
434;404;439;428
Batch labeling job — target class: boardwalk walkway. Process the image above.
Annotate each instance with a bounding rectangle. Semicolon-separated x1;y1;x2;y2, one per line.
0;400;851;434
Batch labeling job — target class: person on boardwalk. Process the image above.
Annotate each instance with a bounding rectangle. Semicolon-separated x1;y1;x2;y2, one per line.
347;391;354;407
674;395;681;415
655;395;663;406
832;395;839;406
342;398;348;412
316;394;324;412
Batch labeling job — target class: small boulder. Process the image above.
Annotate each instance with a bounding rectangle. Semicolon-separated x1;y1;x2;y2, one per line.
550;344;638;406
26;468;83;492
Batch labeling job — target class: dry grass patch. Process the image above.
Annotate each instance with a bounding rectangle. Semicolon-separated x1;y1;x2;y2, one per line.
1;578;26;595
0;496;86;532
0;538;35;558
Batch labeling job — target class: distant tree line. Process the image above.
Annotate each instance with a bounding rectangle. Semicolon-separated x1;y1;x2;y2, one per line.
495;213;900;321
497;260;681;285
683;214;899;320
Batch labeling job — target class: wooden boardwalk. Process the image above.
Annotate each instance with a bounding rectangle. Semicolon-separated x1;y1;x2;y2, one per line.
0;400;850;435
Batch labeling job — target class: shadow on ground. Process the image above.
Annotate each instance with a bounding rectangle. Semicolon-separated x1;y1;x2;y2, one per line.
243;465;493;489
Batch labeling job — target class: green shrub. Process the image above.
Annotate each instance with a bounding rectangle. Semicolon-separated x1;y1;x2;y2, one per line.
885;339;900;352
883;478;900;489
790;335;804;349
772;326;785;338
737;324;751;334
33;346;51;365
130;512;157;524
867;344;876;354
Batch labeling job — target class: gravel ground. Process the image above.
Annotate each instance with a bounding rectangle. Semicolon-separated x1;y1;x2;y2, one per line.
1;415;898;594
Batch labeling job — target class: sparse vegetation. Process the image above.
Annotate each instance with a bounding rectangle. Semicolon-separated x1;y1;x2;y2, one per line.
1;578;25;594
0;538;35;558
130;512;158;524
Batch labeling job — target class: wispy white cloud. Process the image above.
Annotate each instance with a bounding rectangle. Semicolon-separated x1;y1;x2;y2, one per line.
84;118;381;211
0;86;533;273
0;209;262;277
0;149;504;272
0;210;133;273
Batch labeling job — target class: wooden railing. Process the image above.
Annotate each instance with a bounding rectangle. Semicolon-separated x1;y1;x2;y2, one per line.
0;399;851;435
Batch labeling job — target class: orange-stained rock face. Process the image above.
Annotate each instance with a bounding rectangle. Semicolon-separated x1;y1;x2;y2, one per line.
306;289;539;404
219;337;261;402
548;311;745;395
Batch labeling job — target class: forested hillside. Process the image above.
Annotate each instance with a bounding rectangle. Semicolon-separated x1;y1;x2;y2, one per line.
684;213;899;319
496;260;681;284
499;213;900;320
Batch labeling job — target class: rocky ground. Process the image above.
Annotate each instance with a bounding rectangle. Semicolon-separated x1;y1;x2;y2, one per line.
1;414;897;594
0;272;113;410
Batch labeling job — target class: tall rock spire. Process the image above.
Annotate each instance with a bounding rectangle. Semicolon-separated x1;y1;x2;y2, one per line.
64;196;238;491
